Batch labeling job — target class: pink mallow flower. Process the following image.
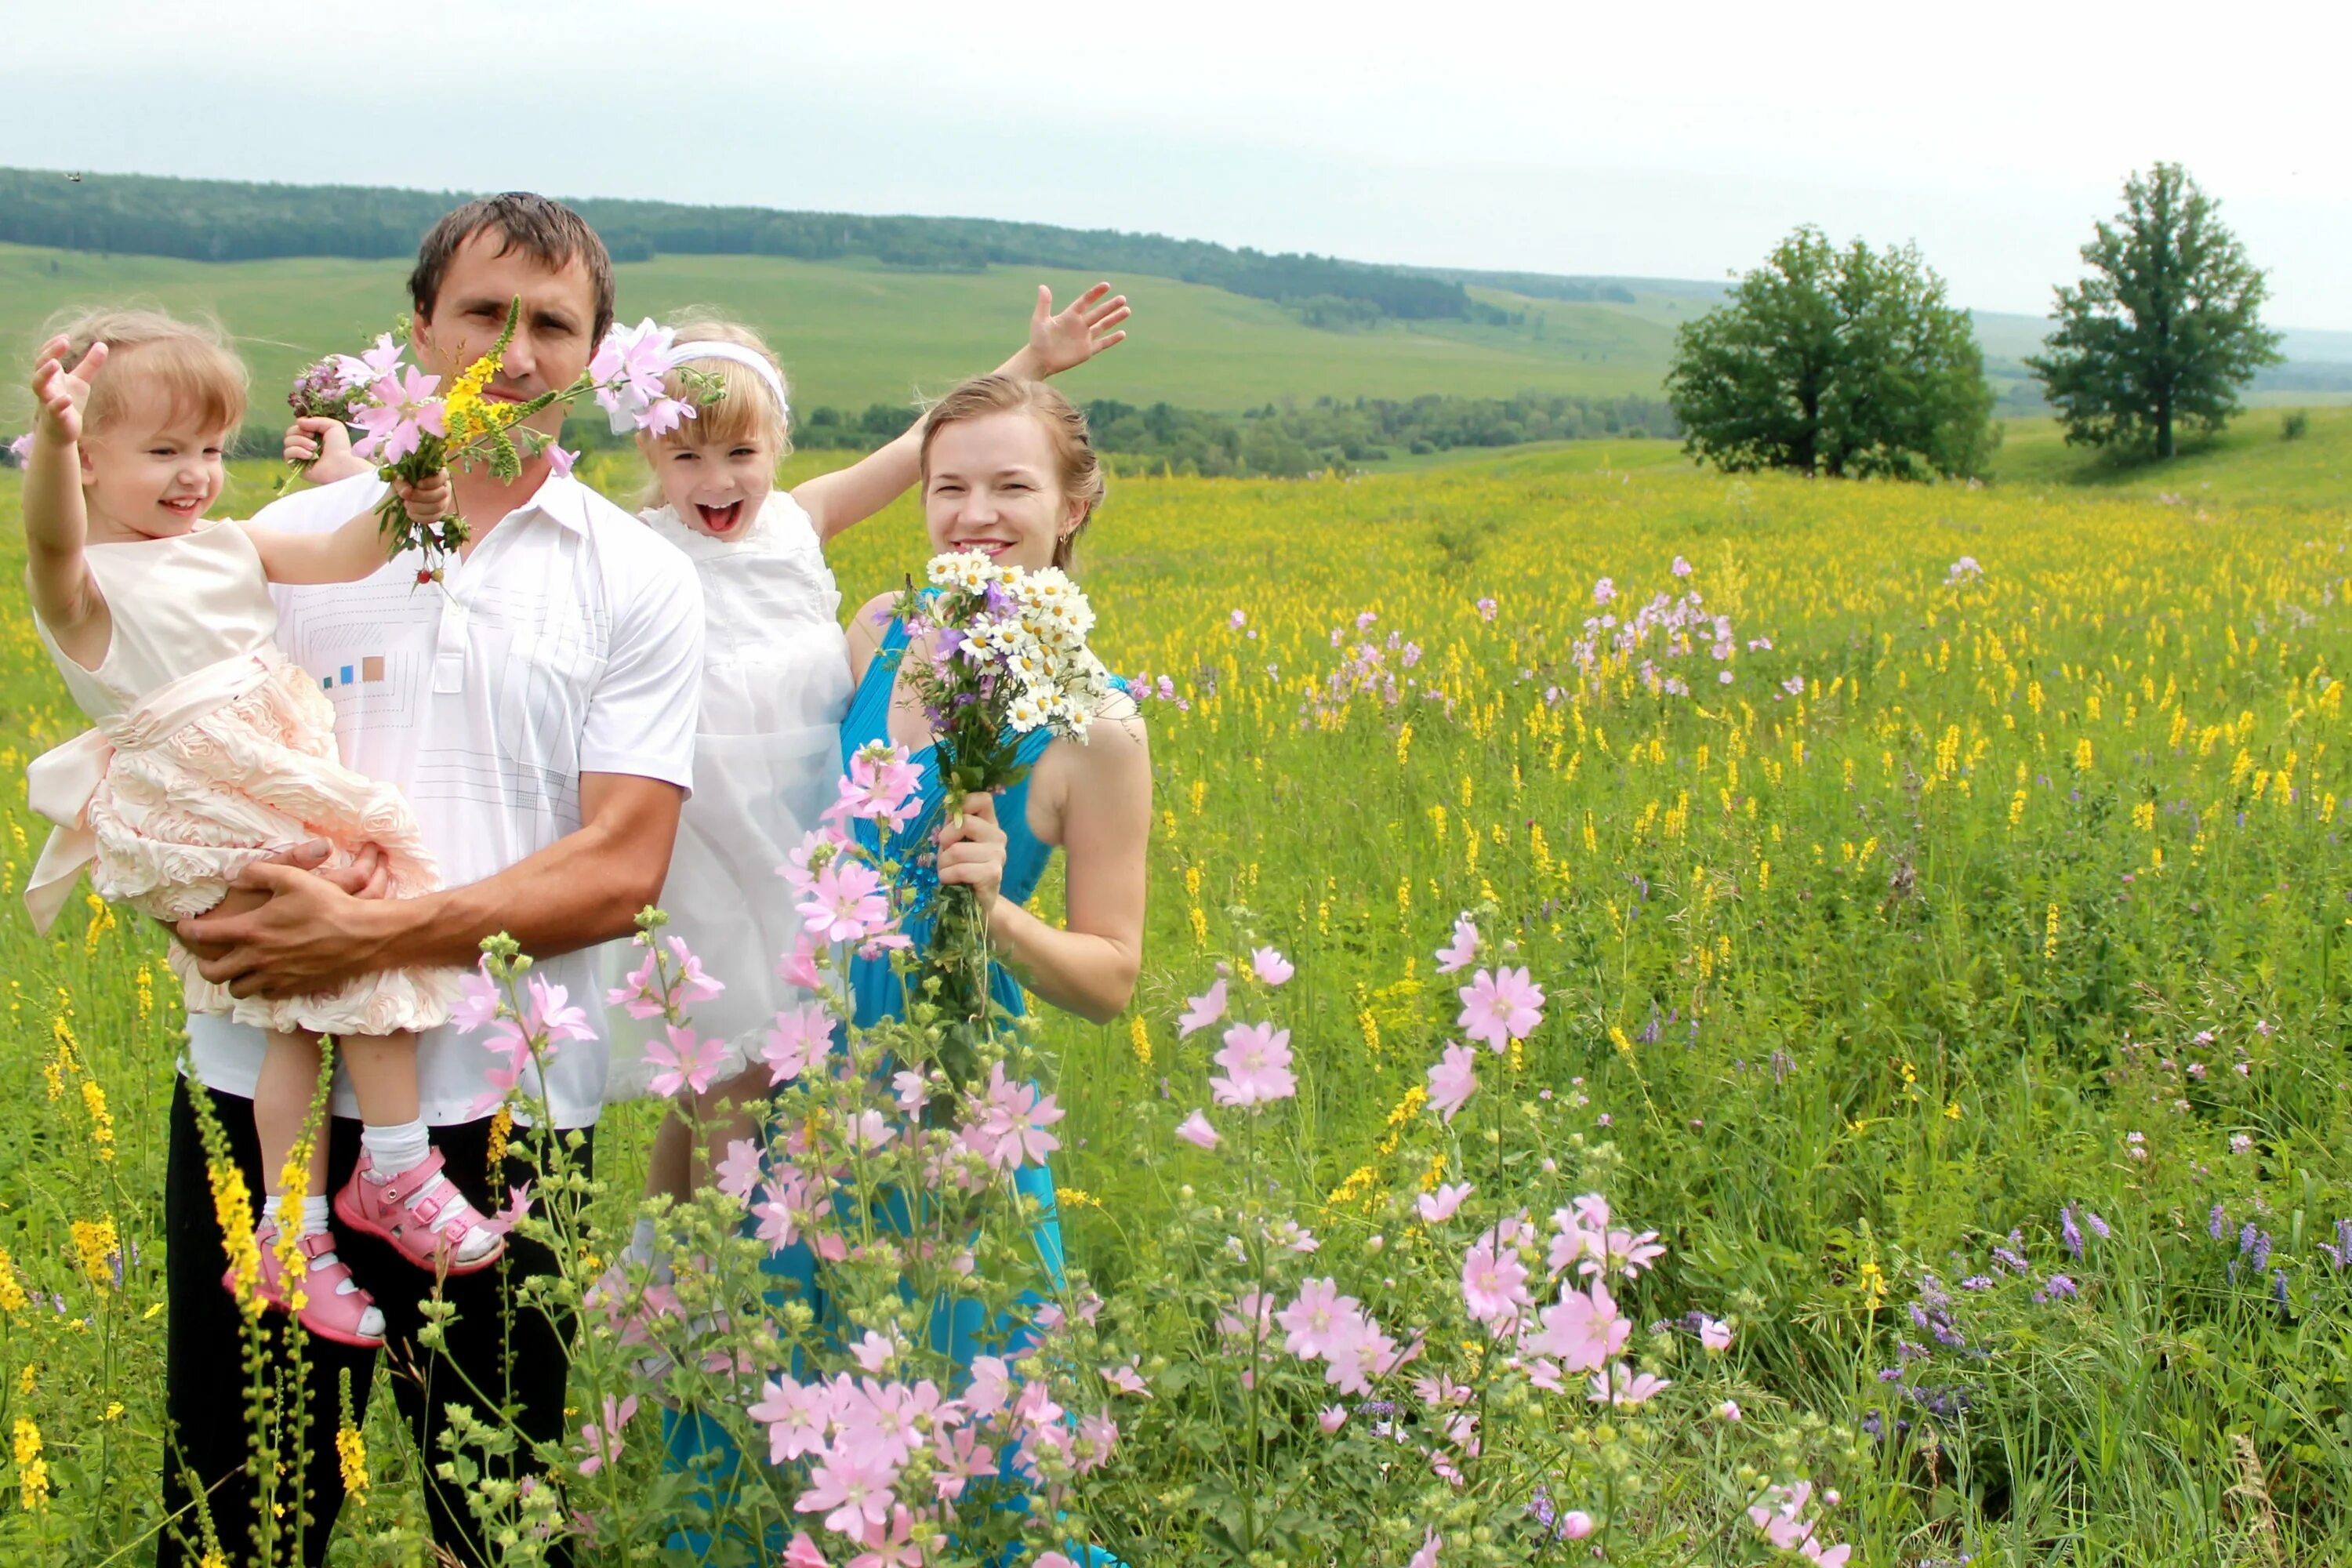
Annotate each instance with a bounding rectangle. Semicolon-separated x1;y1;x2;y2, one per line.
1175;1109;1221;1150
663;935;724;1007
1457;966;1545;1051
1210;1021;1298;1107
1178;978;1228;1038
1277;1278;1365;1361
1425;1042;1478;1123
1588;1363;1671;1407
604;948;666;1021
575;1392;637;1476
1526;1279;1629;1372
825;742;924;830
1250;946;1295;986
351;365;445;463
1417;1182;1474;1223
798;858;892;943
794;1449;895;1537
1459;1240;1532;1331
970;1063;1064;1170
644;1025;728;1098
1409;1530;1443;1568
764;1001;833;1084
1434;916;1479;974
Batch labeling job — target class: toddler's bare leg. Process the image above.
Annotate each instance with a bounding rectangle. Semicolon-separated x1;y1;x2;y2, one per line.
646;1112;694;1204
255;1029;331;1203
340;1030;420;1127
691;1072;771;1191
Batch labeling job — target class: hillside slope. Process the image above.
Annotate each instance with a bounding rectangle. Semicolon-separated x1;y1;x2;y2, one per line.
0;243;1682;419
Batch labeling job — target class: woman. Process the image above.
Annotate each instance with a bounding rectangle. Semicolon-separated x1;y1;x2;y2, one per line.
666;375;1150;1555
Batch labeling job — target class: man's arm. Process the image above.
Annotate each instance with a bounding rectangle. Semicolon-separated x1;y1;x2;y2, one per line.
176;771;682;997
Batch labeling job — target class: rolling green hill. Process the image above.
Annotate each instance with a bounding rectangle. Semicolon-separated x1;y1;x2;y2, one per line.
0;241;1686;426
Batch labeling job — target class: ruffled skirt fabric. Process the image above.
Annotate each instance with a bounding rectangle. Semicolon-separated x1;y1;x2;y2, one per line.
84;658;459;1036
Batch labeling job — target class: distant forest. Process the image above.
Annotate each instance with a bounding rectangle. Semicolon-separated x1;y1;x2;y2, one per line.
0;168;1476;325
745;391;1679;477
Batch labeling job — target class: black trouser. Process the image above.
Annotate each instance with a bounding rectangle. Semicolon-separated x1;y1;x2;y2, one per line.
160;1078;591;1567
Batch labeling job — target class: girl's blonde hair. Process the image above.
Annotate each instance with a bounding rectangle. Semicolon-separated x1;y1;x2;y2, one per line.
648;313;792;454
918;376;1105;570
38;307;248;439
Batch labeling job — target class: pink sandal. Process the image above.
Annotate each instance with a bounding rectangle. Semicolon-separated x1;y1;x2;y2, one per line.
234;1225;386;1348
332;1149;507;1275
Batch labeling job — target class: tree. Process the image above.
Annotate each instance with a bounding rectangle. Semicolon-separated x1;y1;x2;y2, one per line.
1667;227;1995;481
2027;164;2281;459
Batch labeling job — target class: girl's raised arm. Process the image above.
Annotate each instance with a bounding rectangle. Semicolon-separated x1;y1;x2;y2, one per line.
22;338;112;662
791;283;1131;544
241;470;451;586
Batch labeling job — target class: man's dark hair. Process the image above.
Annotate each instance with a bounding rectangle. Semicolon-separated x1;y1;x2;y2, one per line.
408;192;616;343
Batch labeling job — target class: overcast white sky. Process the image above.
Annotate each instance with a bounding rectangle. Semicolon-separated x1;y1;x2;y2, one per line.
9;0;2350;327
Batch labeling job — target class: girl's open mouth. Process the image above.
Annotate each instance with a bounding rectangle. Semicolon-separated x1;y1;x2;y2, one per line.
695;500;745;535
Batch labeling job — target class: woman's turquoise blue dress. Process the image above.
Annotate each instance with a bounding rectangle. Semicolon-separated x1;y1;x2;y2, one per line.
663;612;1081;1558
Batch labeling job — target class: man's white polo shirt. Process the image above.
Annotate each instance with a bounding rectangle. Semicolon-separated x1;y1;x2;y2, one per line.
181;470;703;1128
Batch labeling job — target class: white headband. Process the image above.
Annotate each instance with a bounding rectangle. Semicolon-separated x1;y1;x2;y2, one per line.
666;340;791;425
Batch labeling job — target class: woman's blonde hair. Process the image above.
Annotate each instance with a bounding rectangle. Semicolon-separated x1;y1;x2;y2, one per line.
647;313;792;454
918;375;1105;569
38;307;248;440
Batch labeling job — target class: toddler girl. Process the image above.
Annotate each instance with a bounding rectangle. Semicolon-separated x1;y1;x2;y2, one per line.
20;310;506;1348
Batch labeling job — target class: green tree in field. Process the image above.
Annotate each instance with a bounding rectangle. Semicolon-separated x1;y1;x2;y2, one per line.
2027;163;2282;459
1666;226;1994;480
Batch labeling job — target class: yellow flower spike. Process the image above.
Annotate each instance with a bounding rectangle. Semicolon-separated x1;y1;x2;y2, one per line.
13;1417;47;1511
1129;1012;1152;1069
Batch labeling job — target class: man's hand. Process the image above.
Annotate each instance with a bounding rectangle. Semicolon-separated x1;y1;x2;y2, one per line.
1011;284;1130;380
31;336;106;446
176;853;389;998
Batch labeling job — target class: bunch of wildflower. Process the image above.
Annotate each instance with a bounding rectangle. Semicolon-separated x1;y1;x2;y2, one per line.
1298;612;1425;728
325;305;720;573
283;345;383;481
455;871;1119;1561
1569;564;1780;700
1079;925;1788;1562
883;554;1114;1078
1748;1479;1851;1567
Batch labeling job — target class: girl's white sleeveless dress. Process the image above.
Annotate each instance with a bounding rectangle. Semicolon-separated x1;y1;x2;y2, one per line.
604;495;854;1098
24;520;456;1036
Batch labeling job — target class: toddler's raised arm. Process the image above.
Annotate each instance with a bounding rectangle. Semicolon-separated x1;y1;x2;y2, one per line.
22;336;112;662
241;470;452;585
791;283;1131;543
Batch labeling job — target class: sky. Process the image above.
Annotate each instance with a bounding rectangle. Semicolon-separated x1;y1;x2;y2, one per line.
9;0;2351;329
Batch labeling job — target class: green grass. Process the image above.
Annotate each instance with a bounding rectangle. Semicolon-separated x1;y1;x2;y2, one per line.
9;364;2352;1563
1990;406;2352;508
0;242;1681;426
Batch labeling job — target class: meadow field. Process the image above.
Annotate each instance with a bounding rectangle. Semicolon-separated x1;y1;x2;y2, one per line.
5;423;2352;1563
0;242;1681;422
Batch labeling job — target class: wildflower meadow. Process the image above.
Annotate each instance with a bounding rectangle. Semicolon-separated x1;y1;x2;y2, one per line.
5;439;2352;1565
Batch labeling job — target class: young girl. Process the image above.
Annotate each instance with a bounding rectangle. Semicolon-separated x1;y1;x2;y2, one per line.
606;289;1132;1252
20;310;507;1349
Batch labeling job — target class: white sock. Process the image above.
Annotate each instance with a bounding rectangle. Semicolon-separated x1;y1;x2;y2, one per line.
361;1118;431;1178
626;1217;657;1268
300;1194;332;1237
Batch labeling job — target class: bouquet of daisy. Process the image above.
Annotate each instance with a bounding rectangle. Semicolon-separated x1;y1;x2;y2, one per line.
319;307;713;575
887;550;1116;1076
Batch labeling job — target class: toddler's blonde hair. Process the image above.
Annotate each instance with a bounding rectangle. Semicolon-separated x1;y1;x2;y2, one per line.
38;307;248;440
648;313;792;454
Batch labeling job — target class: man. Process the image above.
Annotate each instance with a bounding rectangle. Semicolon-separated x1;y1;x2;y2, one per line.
160;193;702;1567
